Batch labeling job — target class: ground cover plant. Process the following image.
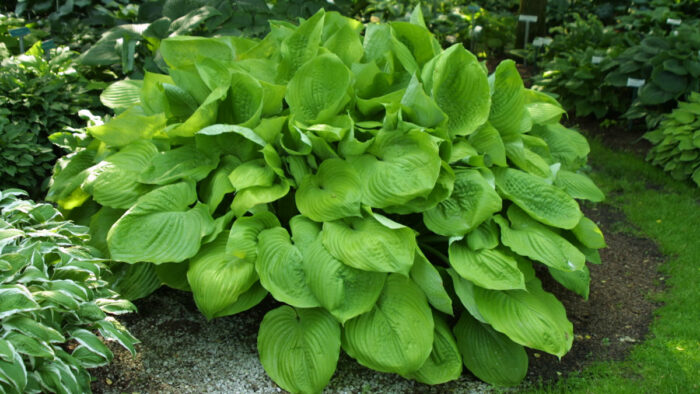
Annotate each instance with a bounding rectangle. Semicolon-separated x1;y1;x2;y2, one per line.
48;7;607;391
643;92;700;186
0;189;138;393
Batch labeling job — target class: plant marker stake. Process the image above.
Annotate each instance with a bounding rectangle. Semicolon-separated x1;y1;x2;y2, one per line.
9;27;30;54
42;39;55;60
519;14;538;66
532;37;551;72
591;56;603;65
626;78;645;131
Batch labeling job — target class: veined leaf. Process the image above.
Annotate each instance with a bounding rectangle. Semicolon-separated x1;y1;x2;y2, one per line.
494;168;582;229
258;306;340;394
449;239;525;291
474;276;574;357
454;313;528;386
302;235;385;324
188;232;258;320
82;140;158;209
424;168;502;236
410;250;453;315
342;274;434;375
404;312;462;385
256;227;319;308
322;215;416;275
351;128;441;208
295;158;362;222
107;181;214;264
285;53;352;124
423;44;490;137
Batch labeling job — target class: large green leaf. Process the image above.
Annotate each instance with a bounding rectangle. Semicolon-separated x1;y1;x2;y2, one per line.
100;80;142;112
159;36;234;70
495;206;586;272
139;144;218;185
187;232;258;320
448;239;525;290
278;9;325;81
571;216;606;249
422;44;490;137
88;106;167;147
302;234;386;324
295;158;363;222
453;313;528;386
220;71;264;127
285;53;352;124
554;170;605;202
530;124;589;169
424;169;502;236
494;168;582;229
410;250;453;315
342;274;434;375
106;262;162;301
226;211;280;262
473;276;574;357
549;265;590;300
256;227;319;308
488;60;530;136
400;74;446;128
468;122;507;166
351;127;441;208
82;140;158;209
107;181;214;264
258;306;340;394
404;312;462;385
322;214;416;275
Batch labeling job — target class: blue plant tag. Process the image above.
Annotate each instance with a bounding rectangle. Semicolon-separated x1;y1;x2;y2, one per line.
42;39;56;50
9;27;30;37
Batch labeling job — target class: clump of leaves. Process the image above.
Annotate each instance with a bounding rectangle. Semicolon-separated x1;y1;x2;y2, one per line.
533;47;629;119
604;24;700;128
0;42;104;195
49;8;606;391
644;92;700;186
0;189;138;394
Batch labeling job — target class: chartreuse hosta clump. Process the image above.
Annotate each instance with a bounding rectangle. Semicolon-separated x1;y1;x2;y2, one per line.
48;7;606;391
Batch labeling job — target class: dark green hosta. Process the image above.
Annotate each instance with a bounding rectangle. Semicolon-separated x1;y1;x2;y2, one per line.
0;189;138;394
49;7;605;391
644;92;700;186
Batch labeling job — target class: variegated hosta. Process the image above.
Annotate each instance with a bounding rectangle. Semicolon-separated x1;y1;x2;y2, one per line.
48;7;606;392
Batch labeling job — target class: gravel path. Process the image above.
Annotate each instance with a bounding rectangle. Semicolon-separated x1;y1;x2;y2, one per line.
91;288;493;393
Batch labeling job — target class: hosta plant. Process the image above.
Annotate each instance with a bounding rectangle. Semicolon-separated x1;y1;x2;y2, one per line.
533;46;629;119
0;189;138;394
48;8;606;391
644;92;700;186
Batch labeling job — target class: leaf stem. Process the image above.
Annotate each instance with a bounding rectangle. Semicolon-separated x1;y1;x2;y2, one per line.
418;243;450;266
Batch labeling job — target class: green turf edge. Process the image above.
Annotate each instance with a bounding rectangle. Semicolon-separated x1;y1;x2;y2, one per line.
522;138;700;394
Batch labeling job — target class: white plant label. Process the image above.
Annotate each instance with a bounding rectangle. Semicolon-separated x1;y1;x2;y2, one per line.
666;18;681;25
626;78;645;88
519;14;538;23
591;56;603;64
532;36;553;47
